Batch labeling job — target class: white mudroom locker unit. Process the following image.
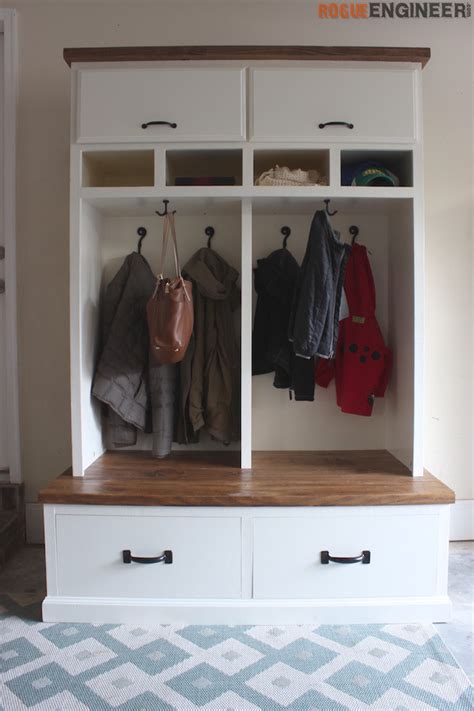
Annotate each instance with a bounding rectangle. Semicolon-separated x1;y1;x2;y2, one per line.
40;46;454;625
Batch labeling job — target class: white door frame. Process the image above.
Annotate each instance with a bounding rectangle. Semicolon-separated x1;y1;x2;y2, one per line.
0;9;20;484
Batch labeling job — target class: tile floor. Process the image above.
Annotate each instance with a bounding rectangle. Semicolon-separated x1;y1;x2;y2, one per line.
1;542;473;682
435;541;474;683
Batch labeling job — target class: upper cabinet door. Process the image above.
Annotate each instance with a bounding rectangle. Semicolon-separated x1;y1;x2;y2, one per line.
76;68;246;142
251;68;416;143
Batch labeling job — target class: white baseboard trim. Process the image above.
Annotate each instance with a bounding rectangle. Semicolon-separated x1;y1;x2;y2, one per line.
450;500;474;541
25;503;44;544
42;595;453;625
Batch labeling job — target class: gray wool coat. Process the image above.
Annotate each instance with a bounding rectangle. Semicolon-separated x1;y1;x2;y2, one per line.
92;252;175;457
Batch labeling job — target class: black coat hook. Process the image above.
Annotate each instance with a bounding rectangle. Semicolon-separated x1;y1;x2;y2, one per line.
205;226;215;248
324;199;338;217
137;226;147;254
155;199;176;217
281;226;291;249
349;225;359;246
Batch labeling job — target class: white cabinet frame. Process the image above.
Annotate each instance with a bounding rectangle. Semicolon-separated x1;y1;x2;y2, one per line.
43;503;451;624
68;62;424;478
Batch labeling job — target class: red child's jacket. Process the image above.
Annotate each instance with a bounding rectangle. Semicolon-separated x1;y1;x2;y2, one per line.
315;242;391;416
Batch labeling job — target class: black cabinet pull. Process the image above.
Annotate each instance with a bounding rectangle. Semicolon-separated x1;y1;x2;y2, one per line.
123;549;173;565
318;121;354;130
141;121;177;129
321;550;370;565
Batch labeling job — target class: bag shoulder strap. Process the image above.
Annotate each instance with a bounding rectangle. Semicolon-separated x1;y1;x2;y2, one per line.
155;213;191;301
168;213;182;279
158;213;181;280
157;213;170;280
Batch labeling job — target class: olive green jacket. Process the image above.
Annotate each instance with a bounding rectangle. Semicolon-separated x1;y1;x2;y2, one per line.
176;247;240;445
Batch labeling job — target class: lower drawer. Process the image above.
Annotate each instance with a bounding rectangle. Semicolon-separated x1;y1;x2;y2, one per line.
253;510;442;599
55;513;242;599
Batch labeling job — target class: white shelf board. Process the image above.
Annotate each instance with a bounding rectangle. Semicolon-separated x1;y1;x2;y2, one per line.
252;194;414;216
80;186;415;217
80;191;244;216
252;186;413;199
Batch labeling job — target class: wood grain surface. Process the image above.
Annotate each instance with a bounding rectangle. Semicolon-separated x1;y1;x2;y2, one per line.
39;450;454;507
63;46;431;67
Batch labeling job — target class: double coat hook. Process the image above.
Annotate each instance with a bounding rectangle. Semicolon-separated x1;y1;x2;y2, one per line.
155;199;176;217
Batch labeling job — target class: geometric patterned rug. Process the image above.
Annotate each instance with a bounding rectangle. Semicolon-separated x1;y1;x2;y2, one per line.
1;596;473;710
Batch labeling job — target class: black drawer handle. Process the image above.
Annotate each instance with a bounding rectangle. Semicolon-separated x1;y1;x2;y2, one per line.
141;121;177;129
318;121;354;130
123;549;173;565
321;550;370;565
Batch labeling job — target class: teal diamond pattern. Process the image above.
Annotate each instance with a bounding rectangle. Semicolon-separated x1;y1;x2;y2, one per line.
1;596;473;710
326;659;394;703
0;637;43;672
166;662;236;705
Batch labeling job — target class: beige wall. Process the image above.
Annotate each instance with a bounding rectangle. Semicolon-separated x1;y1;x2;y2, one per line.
1;0;472;502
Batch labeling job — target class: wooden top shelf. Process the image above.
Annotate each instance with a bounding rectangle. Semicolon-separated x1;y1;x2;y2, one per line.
63;46;431;68
39;450;454;507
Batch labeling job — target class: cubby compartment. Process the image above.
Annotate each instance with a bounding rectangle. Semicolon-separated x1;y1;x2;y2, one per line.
166;149;243;186
254;149;329;187
74;194;420;476
82;150;155;187
251;198;417;473
340;150;413;187
72;197;243;475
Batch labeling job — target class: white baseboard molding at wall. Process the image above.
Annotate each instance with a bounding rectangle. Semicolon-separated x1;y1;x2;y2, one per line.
27;500;474;545
449;500;474;541
42;594;453;625
25;503;45;544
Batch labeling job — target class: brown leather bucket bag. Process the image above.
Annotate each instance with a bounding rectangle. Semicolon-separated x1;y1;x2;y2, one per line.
147;213;193;364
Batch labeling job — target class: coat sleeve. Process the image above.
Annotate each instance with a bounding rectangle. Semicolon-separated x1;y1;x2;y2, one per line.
92;255;155;432
149;362;176;458
374;347;392;397
315;357;335;388
291;241;331;358
188;289;206;433
94;258;138;447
